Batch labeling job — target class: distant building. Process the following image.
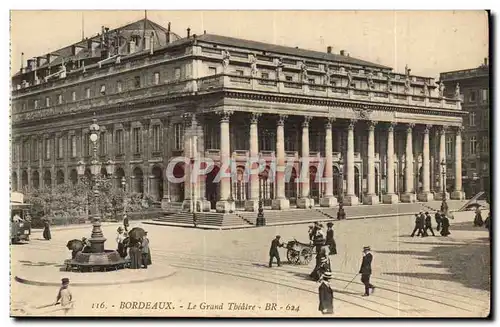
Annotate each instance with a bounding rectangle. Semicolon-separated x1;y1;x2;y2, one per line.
440;59;490;198
11;18;465;214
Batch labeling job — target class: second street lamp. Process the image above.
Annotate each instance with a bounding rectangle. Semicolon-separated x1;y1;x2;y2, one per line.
440;159;448;214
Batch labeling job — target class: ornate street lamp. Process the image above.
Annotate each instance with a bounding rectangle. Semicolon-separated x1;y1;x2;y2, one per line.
440;159;448;214
76;160;86;177
121;176;126;191
105;159;115;176
256;176;266;226
338;153;344;204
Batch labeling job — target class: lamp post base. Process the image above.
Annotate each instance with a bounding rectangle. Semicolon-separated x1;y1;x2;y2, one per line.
342;194;359;206
434;192;450;201
320;196;338;208
271;198;290;210
382;193;399;204
363;194;379;205
400;193;417;203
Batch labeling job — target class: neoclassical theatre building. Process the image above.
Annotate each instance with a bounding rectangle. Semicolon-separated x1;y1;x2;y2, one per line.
11;18;466;213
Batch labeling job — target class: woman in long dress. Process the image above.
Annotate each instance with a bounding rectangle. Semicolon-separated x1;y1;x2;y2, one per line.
128;241;142;269
474;208;484;227
325;222;337;255
43;219;51;240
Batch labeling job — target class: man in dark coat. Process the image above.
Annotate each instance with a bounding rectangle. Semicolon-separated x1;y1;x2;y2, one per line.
128;241;142;269
318;271;334;314
325;222;337;255
359;246;375;296
474;208;484;227
440;214;451;236
424;212;435;236
337;204;346;220
269;235;284;267
313;224;326;254
484;212;491;241
435;211;443;231
410;213;424;237
43;219;52;240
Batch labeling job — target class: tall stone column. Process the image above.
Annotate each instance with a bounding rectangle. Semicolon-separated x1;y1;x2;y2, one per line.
364;121;379;204
435;126;449;200
320;117;337;207
401;123;416;202
343;119;359;206
383;122;398;203
272;114;290;210
216;110;235;213
245;113;261;211
451;126;465;199
182;114;193;211
297;116;314;208
418;124;434;201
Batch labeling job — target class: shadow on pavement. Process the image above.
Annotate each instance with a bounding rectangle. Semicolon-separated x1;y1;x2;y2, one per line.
18;260;66;268
380;239;490;291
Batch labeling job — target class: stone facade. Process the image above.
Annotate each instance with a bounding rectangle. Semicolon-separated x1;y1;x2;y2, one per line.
11;19;466;212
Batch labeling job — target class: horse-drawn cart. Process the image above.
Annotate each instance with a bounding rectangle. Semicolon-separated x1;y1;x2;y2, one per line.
286;239;314;265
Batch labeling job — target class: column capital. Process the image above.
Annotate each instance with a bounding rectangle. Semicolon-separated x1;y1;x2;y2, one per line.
302;116;312;128
325;116;335;129
388;121;397;132
439;125;448;135
250;113;261;124
368;120;378;131
424;124;432;134
216;110;234;123
182;112;197;127
277;114;288;126
348;119;357;130
407;123;415;133
456;125;465;135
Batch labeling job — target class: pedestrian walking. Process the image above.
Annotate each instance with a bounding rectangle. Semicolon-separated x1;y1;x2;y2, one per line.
311;256;331;281
128;242;142;269
474;208;484;227
313;224;326;254
116;227;126;258
141;232;151;269
435;211;443;231
42;218;51;241
268;235;284;267
440;214;451;236
318;271;334;315
325;222;337;255
123;214;129;232
55;278;73;315
410;214;424;237
484;212;491;241
359;246;375;296
424;212;436;236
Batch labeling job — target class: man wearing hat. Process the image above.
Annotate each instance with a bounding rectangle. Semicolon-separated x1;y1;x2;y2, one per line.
318;271;334;314
269;235;284;267
123;214;129;232
116;227;126;258
359;246;375;296
311;255;331;281
424;212;435;236
141;231;151;268
325;222;337;255
56;278;73;315
410;213;425;237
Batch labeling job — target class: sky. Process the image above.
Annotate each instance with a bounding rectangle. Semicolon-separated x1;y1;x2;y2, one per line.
10;10;489;80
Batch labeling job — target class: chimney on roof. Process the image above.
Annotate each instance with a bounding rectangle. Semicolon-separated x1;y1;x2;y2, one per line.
484;57;488;66
204;30;206;35
150;32;154;55
20;52;24;73
187;27;191;38
327;46;332;54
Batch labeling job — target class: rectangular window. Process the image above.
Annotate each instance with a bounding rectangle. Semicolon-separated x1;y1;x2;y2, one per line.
481;89;488;103
45;138;51;160
482;136;489;152
308;78;315;84
33;140;38;160
100;84;106;95
45;97;50;107
470;136;477;155
174;123;184;150
134;76;141;88
22;141;28;161
261;72;269;79
153;72;160;85
469;112;476;127
132;127;141;154
70;135;76;158
469;90;477;103
85;88;91;98
57;137;63;159
115;130;124;154
208;67;217;76
99;132;106;155
72;91;76;101
235;70;244;76
446;137;453;156
285;75;293;81
22;103;26;111
174;67;181;80
57;94;63;104
152;125;161;152
117;81;122;93
34;99;39;109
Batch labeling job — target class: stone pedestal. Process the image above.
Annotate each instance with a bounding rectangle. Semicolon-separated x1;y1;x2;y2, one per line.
245;199;260;212
382;193;399;204
161;197;171;211
434;192;450;201
451;191;465;200
417;192;434;202
320;196;338;208
297;198;315;209
216;200;236;213
272;198;290;210
342;194;359;206
400;193;416;203
182;199;209;212
363;194;379;205
201;200;211;212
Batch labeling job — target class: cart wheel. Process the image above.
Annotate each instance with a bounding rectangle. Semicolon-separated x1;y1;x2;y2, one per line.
300;248;313;265
287;249;300;264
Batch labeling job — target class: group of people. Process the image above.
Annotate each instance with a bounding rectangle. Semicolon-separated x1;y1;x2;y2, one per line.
474;208;491;240
411;211;451;237
308;222;337;281
115;227;151;269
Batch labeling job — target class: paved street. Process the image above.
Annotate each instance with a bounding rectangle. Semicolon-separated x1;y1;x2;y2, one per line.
11;210;490;317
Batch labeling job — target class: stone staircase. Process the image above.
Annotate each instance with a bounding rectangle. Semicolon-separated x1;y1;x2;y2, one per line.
235;209;327;225
152;211;253;228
